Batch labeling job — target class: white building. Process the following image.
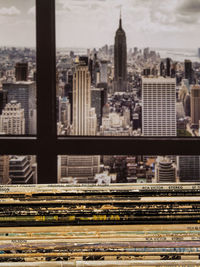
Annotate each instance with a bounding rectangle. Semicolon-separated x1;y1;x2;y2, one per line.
142;77;176;136
155;156;177;183
0;100;25;134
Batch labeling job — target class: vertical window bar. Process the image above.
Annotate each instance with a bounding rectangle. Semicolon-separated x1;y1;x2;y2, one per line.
36;0;57;183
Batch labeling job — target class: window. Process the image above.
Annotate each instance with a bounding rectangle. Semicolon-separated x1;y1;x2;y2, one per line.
0;0;199;184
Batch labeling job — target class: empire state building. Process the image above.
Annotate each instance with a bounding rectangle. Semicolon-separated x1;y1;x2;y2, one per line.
114;13;127;92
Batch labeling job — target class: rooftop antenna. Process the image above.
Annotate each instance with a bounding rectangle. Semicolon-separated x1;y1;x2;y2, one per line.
119;6;122;28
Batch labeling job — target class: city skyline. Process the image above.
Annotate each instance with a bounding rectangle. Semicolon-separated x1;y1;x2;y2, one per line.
0;0;200;49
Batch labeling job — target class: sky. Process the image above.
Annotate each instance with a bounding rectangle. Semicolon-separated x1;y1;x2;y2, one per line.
0;0;200;49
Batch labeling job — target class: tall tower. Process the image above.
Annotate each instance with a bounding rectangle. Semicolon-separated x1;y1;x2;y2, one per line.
72;61;97;135
73;63;91;135
191;84;200;127
114;11;127;92
142;77;176;136
184;60;193;84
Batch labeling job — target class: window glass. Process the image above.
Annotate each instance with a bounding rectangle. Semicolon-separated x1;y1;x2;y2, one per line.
0;0;36;135
56;0;200;137
57;155;200;184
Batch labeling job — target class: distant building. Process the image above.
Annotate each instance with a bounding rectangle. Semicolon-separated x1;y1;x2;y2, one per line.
160;61;165;77
100;60;108;83
185;60;193;84
59;155;100;183
15;62;28;81
0;156;10;184
91;87;106;127
114;13;127;92
184;94;191;117
0;90;7;115
57;96;71;127
191;84;200;126
3;81;36;134
178;156;200;182
0;101;25;134
166;58;171;77
100;112;132;136
142;77;176;136
9;156;34;184
155;157;176;183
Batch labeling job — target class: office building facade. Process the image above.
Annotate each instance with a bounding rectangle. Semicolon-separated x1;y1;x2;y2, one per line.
0;101;25;134
142;77;176;136
191;84;200;126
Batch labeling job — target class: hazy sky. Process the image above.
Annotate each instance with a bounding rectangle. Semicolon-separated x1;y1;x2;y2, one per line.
0;0;200;49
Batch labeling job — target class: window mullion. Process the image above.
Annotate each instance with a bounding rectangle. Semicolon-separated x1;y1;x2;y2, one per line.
36;0;57;183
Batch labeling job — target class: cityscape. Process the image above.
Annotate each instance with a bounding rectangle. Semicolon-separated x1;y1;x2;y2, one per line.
0;1;200;184
2;1;200;266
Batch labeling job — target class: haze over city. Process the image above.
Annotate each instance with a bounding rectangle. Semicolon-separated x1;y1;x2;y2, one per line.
0;0;200;49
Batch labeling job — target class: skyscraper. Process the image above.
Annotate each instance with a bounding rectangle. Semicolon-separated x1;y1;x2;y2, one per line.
142;77;176;136
72;62;97;135
15;63;28;81
100;60;108;83
0;101;25;135
114;12;127;92
178;156;200;182
191;84;200;127
3;81;36;134
0;90;7;115
185;60;193;84
9;156;34;184
166;58;171;77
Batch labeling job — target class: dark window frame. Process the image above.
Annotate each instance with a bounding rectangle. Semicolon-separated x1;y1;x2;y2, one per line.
0;0;199;183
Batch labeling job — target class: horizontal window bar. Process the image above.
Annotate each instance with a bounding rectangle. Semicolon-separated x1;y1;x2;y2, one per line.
0;137;198;155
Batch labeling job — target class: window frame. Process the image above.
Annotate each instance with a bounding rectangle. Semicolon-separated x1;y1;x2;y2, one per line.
0;0;199;183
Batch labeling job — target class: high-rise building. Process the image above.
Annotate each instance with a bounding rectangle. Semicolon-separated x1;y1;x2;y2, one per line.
0;156;10;184
160;61;165;77
178;156;200;182
142;77;176;136
155;157;176;183
59;155;100;183
15;62;28;81
184;94;191;117
72;62;97;135
57;96;71;127
185;60;193;84
3;81;36;134
64;62;99;183
166;58;171;77
191;84;200;126
91;87;107;127
100;60;108;83
0;90;7;115
0;101;25;134
114;13;127;92
9;156;34;184
64;71;73;124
